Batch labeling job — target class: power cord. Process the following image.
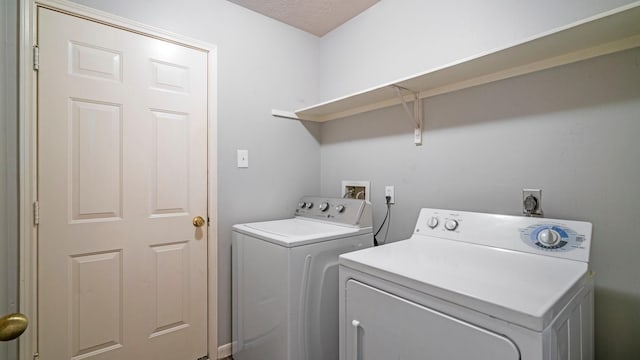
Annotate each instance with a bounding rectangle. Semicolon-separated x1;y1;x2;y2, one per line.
373;195;392;246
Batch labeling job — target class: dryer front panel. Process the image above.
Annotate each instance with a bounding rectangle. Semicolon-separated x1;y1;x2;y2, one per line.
344;280;520;360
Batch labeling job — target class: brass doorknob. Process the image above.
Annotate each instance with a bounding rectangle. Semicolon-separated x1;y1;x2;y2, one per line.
193;216;206;227
0;313;28;341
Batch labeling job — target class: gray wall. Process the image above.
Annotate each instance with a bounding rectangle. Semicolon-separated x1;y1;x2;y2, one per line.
318;1;640;358
69;0;322;348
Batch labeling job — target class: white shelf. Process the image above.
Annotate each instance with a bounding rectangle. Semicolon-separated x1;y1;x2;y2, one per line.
273;2;640;123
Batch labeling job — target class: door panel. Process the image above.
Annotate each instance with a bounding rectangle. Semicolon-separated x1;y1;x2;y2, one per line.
38;8;208;360
150;111;189;216
70;99;123;221
345;280;520;360
70;251;123;357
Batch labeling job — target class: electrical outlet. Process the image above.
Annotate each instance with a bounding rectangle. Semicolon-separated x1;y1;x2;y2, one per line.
385;186;395;204
522;188;542;216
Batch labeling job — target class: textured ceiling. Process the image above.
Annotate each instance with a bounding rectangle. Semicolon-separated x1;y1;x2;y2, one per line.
228;0;380;37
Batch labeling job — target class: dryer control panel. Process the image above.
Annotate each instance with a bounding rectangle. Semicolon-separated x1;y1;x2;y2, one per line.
413;208;592;263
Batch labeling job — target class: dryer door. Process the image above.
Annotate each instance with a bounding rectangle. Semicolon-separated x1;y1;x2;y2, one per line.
344;280;520;360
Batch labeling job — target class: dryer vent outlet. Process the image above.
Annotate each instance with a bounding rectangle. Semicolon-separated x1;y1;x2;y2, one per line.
522;189;543;216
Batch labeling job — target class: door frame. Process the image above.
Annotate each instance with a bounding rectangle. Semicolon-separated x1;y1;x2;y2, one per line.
18;0;219;359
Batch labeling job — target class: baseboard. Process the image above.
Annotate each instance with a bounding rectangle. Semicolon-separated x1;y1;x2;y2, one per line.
217;343;232;359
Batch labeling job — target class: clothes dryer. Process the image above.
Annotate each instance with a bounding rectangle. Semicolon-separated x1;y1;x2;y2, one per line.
339;208;593;360
233;196;373;360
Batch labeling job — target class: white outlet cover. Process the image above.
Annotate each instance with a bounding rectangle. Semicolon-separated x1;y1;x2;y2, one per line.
237;149;249;168
385;185;395;204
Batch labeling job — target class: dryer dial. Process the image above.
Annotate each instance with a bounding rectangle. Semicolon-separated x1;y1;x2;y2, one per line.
538;228;560;246
520;224;579;251
445;219;458;231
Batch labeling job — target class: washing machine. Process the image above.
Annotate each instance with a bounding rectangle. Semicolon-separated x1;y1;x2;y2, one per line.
232;196;373;360
339;208;593;360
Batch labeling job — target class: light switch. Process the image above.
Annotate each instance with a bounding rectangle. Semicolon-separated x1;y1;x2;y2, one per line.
237;149;249;168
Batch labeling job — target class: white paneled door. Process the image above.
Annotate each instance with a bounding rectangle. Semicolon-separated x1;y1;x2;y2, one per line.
38;8;208;360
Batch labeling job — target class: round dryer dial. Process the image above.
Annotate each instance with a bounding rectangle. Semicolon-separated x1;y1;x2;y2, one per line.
520;224;585;251
444;219;458;231
538;228;560;246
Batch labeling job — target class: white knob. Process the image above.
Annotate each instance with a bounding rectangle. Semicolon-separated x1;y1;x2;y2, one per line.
427;217;439;229
298;201;306;208
336;205;345;213
319;202;329;211
444;219;458;231
538;229;559;246
306;202;314;209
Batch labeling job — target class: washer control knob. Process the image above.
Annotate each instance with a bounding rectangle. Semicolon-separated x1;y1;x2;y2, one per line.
538;228;559;246
427;217;439;229
306;202;314;209
298;201;306;208
319;202;329;212
335;205;346;213
444;219;459;231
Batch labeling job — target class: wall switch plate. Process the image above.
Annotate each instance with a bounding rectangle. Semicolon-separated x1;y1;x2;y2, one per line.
385;186;395;204
522;188;542;216
237;149;248;168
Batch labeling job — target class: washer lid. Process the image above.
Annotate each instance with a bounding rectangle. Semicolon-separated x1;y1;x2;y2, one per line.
233;218;371;247
339;236;590;331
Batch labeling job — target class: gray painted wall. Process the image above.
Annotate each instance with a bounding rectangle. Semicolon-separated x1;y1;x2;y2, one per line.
69;0;322;348
319;1;640;358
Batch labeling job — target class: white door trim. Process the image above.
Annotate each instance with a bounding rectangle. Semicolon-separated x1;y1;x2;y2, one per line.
18;1;219;359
